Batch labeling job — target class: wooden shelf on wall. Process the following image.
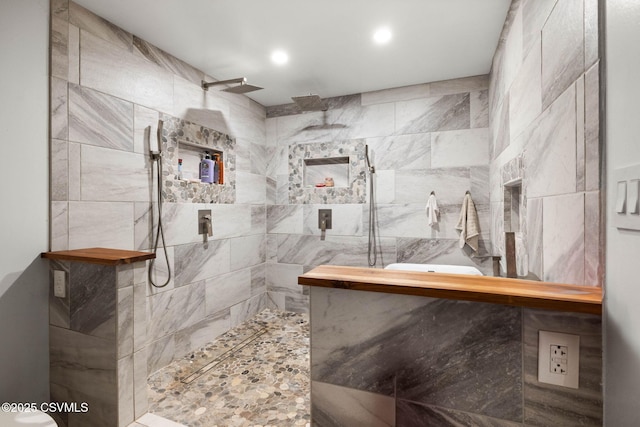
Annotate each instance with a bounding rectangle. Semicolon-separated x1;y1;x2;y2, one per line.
299;265;603;315
41;247;155;266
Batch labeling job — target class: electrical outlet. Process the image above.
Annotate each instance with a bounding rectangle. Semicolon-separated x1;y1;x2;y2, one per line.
53;270;66;298
538;331;579;389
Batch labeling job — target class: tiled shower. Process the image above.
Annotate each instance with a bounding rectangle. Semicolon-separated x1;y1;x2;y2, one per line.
48;0;603;425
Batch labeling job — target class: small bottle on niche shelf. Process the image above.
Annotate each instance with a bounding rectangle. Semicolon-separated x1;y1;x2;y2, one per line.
200;151;214;184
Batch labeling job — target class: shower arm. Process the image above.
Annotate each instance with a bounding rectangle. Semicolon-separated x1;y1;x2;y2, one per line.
201;77;247;91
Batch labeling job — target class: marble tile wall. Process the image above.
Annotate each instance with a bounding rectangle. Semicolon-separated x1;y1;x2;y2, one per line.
489;0;603;285
266;75;493;311
311;286;602;426
49;3;271;424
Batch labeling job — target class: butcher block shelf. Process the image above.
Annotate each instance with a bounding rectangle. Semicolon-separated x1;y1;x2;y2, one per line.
41;247;155;266
299;265;602;315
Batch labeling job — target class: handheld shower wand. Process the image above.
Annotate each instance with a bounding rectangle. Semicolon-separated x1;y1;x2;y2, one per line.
365;145;378;267
148;119;171;288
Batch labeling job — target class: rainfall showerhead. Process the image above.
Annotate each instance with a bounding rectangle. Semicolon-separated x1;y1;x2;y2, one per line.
292;94;328;112
201;77;263;94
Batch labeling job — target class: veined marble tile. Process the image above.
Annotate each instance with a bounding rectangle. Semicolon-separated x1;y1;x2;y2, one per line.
235;138;252;173
251;205;266;235
117;286;134;359
133;348;148;418
133;104;159;154
431;128;489;168
525;197;543;280
69;83;134;150
276;234;396;268
274;111;333;145
174;309;231;357
236;172;266;204
523;309;602;426
584;191;602;286
147;245;174;293
118;354;135;427
396;238;493;275
470;166;491;205
52;0;68;19
285;294;309;313
267;234;278;263
312;381;395;427
509;37;542;142
585;63;600;192
365;133;431;171
133;36;203;86
267;291;286;311
577;74;586;191
147;282;206;343
395;168;471;206
330;102;395;140
250;142;268;175
68;24;80;84
174;240;231;286
361;82;431;105
430;75;490;96
230;293;271;327
51;16;68;81
147;334;175;376
585;0;599;69
396;400;522;427
49;325;117;403
251;264;266;296
229;102;267;145
470;90;489;128
491;97;510;160
395;93;470;134
266;116;277;146
276;174;289;205
266;263;304;297
311;287;433;395
542;193;585;285
501;6;523;96
230;234;265;271
51;77;68;140
70;1;132;50
371;170;395;204
69;263;116;339
81;145;150;201
80;30;174;113
541;0;584;109
524;84;577;198
68;142;81;200
522;0;558;56
395;300;522;421
267;205;304;234
266;176;277;205
51;139;68;201
133;282;147;352
303;204;363;237
203;266;252;316
51;201;69;251
68;201;134;250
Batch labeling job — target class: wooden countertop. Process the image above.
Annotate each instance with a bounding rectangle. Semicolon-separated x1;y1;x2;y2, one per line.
41;247;155;266
298;265;602;315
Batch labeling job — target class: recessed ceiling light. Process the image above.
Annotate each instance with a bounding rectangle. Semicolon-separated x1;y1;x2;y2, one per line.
271;50;289;65
373;27;392;44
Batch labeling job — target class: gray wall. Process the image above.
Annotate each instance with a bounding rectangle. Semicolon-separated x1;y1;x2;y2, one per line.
0;0;50;402
604;0;640;424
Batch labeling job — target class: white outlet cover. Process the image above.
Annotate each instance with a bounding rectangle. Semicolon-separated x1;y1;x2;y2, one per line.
538;330;580;389
53;270;66;298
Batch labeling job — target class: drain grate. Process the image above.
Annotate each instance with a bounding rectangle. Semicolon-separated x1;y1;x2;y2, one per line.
180;327;268;384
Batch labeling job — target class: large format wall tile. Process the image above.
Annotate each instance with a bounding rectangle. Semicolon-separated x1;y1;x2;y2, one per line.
364;134;431;171
431;128;489;168
69;263;116;340
396;93;470;134
509;38;542;142
522;0;558;56
396;400;522;427
68;201;134;250
70;1;132;50
541;0;584;109
69;83;134;150
204;268;252;315
542;193;585;285
174;240;231;286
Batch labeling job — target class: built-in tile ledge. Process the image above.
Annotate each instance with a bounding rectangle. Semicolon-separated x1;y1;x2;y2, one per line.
42;247;155;265
299;265;602;315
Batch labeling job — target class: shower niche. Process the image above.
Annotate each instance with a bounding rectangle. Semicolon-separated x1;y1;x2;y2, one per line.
159;114;236;203
289;140;367;204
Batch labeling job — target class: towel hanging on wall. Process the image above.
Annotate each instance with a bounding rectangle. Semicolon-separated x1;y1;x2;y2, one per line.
425;191;439;227
455;192;480;252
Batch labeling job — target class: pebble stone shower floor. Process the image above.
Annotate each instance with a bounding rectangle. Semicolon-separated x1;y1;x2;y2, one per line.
147;309;311;427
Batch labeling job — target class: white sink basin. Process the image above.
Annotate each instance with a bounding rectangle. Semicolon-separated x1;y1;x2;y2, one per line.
384;263;483;276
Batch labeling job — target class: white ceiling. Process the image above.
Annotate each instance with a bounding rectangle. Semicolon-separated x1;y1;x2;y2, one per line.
73;0;511;107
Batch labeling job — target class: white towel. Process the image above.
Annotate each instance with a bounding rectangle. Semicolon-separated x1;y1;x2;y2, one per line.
425;194;439;227
455;193;480;252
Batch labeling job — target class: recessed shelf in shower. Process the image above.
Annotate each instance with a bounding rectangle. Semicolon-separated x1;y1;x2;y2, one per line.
176;139;223;183
304;156;349;187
